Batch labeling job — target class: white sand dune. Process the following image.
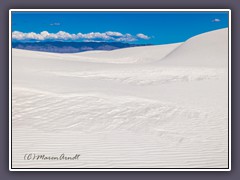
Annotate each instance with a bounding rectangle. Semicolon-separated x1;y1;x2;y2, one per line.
71;43;182;63
13;42;181;64
158;28;228;67
12;28;229;169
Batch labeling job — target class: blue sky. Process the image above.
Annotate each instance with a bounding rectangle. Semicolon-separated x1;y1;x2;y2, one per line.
12;11;229;44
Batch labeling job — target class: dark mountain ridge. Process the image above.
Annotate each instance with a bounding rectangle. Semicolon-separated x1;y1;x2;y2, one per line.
12;41;153;53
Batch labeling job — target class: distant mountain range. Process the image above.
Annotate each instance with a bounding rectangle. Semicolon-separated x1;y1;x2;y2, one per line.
12;41;153;53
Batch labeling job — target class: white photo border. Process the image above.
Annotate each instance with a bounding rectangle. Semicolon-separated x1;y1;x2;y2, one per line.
9;9;231;171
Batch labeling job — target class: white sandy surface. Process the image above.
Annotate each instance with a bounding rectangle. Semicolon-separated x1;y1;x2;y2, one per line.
12;28;229;168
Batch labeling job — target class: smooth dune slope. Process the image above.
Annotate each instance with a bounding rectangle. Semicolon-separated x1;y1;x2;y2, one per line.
71;43;181;63
158;28;228;67
12;28;229;168
13;42;181;64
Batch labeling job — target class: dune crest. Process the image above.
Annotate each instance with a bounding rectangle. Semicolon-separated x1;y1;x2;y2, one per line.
158;28;228;67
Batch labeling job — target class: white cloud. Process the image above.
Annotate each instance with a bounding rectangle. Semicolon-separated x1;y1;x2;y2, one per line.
81;32;112;40
105;31;123;37
50;22;61;26
12;31;44;41
56;31;73;40
116;33;137;42
12;31;151;42
212;18;221;22
136;33;150;40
